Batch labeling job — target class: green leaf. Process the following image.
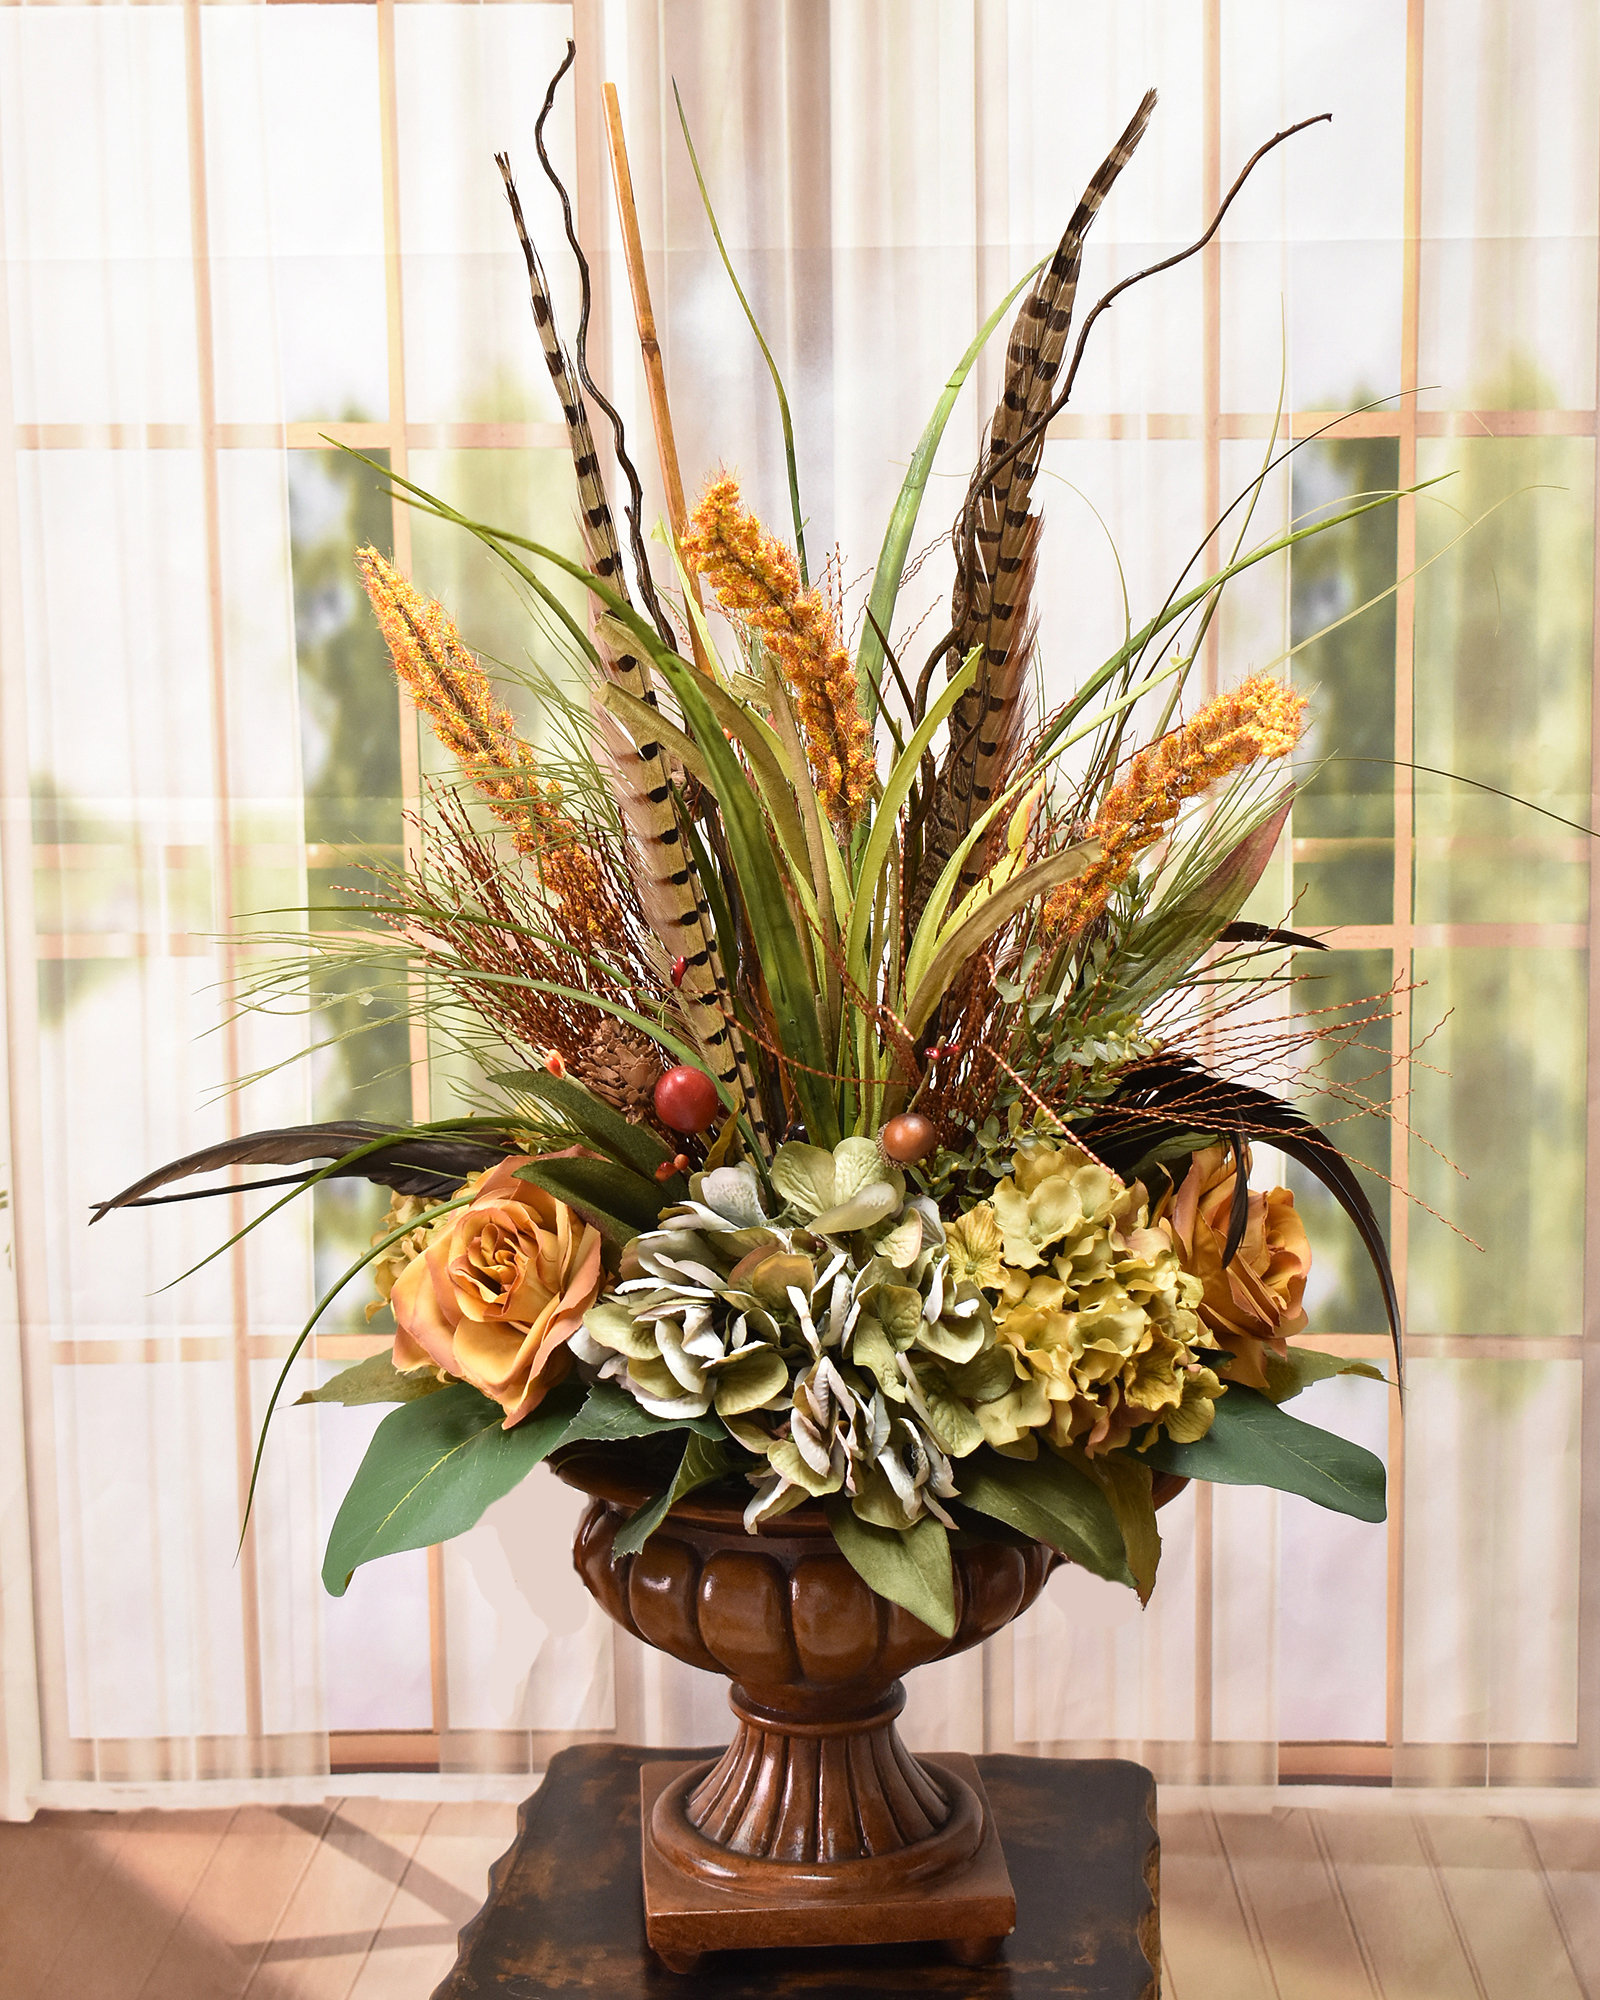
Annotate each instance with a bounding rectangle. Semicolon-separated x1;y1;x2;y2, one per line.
512;1156;667;1240
826;1501;956;1638
1080;1452;1161;1603
1142;1384;1387;1523
321;1377;585;1596
295;1352;445;1408
557;1379;723;1444
1260;1346;1388;1403
612;1433;735;1556
492;1068;678;1184
956;1450;1134;1587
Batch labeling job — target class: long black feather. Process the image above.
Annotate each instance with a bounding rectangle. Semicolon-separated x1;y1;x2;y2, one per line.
92;1123;512;1221
1218;921;1328;952
1078;1056;1402;1385
1222;1131;1250;1267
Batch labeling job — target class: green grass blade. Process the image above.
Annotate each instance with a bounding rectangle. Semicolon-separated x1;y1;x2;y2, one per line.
673;83;808;581
241;1193;472;1550
657;652;840;1147
842;656;979;997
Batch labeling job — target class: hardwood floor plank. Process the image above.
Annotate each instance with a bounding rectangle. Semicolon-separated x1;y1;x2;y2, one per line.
244;1801;436;2000
35;1808;231;2000
345;1801;517;2000
1524;1817;1600;1996
1157;1809;1280;2000
1212;1808;1379;2000
1420;1816;1588;2000
137;1803;336;2000
1316;1811;1486;2000
0;1816;134;2000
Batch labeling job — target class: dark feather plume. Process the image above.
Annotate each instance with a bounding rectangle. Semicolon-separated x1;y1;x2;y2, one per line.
91;1124;512;1221
1078;1055;1402;1385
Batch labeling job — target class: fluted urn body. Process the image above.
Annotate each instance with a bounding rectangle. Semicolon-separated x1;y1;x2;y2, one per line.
556;1448;1054;1892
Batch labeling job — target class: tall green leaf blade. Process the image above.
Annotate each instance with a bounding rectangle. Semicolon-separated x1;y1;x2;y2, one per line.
1142;1384;1387;1522
843;657;979;990
956;1450;1134;1586
321;1378;585;1595
826;1501;956;1638
655;652;839;1148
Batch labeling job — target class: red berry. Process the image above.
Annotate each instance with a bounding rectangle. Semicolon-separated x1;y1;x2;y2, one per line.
881;1112;937;1164
654;1065;721;1134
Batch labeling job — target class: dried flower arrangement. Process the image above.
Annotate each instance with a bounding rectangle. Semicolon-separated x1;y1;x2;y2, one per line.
98;65;1407;1639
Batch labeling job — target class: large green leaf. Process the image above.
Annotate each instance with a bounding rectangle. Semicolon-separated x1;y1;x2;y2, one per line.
322;1378;585;1596
557;1379;723;1444
612;1433;734;1556
493;1067;679;1186
826;1501;956;1638
1142;1384;1386;1522
956;1450;1134;1587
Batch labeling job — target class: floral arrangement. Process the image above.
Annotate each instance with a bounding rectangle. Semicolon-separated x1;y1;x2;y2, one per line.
100;72;1398;1636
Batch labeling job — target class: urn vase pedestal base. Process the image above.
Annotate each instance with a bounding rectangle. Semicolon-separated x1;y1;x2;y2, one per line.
640;1753;1014;1971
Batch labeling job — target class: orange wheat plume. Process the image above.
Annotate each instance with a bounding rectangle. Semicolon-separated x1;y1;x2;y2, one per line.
681;474;877;827
355;546;609;930
1039;672;1307;944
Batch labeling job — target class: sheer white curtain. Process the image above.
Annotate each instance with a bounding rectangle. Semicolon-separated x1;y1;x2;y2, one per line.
1;0;1595;1814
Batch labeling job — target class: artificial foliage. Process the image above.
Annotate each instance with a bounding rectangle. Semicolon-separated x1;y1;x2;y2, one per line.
99;63;1407;1638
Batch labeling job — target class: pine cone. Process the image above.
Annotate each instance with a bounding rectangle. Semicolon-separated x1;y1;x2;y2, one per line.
576;1019;663;1122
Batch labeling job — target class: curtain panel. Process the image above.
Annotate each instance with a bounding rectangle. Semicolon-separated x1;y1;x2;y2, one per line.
0;0;1595;1814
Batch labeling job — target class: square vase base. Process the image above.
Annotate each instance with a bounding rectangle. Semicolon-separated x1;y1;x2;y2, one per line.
640;1752;1016;1970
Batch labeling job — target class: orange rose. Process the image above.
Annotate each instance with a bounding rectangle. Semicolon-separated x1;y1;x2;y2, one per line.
1159;1143;1310;1392
390;1157;603;1427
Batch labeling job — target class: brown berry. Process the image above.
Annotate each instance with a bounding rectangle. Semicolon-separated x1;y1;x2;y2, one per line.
881;1112;937;1164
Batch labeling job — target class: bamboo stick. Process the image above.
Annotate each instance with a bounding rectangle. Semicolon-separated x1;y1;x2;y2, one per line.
601;81;712;675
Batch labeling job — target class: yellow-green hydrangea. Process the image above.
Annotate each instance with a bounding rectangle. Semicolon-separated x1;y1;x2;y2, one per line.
973;1141;1223;1457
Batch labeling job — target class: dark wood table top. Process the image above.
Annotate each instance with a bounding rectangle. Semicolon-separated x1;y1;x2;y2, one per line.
432;1743;1159;1997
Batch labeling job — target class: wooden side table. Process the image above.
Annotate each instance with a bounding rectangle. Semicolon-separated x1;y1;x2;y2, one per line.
430;1744;1160;1997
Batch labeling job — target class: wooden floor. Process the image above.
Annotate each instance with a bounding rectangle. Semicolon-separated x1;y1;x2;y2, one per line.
0;1791;1595;1998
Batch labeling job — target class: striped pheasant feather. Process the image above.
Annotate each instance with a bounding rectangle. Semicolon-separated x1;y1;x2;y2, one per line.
912;92;1157;926
496;155;770;1151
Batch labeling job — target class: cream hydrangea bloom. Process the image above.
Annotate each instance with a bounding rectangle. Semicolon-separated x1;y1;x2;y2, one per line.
978;1142;1221;1456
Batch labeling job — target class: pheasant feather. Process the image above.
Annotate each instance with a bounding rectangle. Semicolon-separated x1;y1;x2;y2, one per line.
912;92;1157;926
497;155;769;1150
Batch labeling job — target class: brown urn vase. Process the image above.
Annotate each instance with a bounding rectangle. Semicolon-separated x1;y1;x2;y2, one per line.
555;1446;1178;1969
